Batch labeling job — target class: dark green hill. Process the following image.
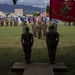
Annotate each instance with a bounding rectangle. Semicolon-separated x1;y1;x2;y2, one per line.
0;4;43;14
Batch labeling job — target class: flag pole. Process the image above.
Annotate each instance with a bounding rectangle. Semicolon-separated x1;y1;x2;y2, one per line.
45;0;46;13
49;0;51;21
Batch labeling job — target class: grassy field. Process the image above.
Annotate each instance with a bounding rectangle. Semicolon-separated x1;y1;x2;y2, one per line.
0;25;75;75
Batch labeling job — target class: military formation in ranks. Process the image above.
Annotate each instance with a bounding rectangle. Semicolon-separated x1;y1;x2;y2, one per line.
0;19;18;26
22;21;28;33
31;20;58;40
0;17;58;40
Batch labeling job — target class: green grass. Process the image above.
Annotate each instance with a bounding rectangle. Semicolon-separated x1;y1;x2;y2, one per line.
0;25;75;75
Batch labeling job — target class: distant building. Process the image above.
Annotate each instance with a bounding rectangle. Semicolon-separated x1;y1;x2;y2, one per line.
26;14;33;17
10;13;16;17
0;11;6;18
15;9;23;16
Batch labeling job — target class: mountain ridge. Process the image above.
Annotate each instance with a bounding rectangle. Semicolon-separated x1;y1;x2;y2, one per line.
0;4;43;14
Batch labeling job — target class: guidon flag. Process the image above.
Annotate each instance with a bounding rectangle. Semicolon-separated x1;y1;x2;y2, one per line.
50;0;75;22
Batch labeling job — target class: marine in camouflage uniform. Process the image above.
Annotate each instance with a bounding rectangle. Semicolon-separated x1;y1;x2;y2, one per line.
42;21;47;37
37;22;42;39
32;23;37;37
10;20;13;26
14;20;18;26
49;22;58;31
5;20;9;26
22;22;28;33
1;19;4;26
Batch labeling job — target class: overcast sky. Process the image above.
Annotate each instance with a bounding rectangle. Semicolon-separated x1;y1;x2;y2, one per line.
0;0;50;8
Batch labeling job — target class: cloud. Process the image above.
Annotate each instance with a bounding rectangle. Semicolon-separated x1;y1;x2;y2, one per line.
0;0;12;4
18;0;50;8
0;0;50;8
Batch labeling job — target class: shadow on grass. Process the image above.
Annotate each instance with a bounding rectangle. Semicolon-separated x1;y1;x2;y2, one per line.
31;47;48;62
56;45;75;75
0;47;24;75
0;45;75;75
